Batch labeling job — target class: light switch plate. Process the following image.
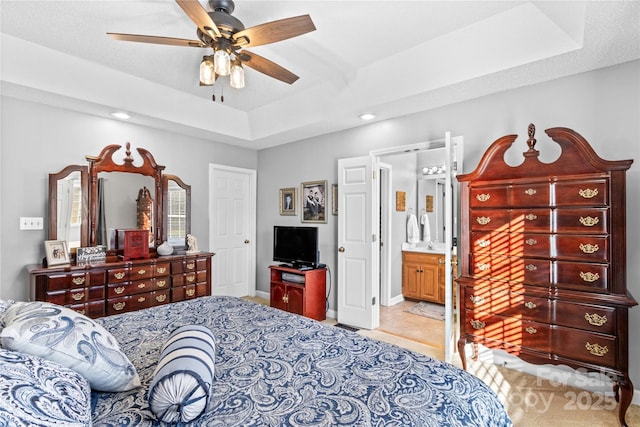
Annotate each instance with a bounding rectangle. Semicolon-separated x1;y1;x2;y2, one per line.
20;217;44;230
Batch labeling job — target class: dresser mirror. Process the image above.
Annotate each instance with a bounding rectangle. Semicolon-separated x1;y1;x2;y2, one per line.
48;143;191;254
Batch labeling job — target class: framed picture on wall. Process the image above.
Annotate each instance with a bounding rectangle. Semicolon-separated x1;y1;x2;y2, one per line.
301;180;327;223
44;240;70;266
279;187;297;215
332;184;338;215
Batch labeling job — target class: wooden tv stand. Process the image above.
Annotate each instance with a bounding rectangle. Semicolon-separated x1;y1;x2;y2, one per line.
269;265;326;321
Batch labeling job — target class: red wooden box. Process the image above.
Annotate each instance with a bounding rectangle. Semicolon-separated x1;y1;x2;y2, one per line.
116;229;150;260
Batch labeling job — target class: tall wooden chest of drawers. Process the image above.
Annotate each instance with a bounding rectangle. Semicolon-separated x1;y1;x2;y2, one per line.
456;125;636;426
29;252;214;318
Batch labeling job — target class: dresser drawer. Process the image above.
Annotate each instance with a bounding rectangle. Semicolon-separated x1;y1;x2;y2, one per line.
553;327;616;368
471;255;551;283
45;285;105;305
47;272;91;290
154;262;171;276
464;310;552;352
510;209;552;232
108;267;129;283
172;283;207;301
470;210;511;231
470;186;508;207
555;208;608;234
466;289;551;324
554;179;608;207
471;232;551;257
130;264;153;280
510;183;550;206
555;235;608;262
172;271;207;286
555;301;616;334
555;261;608;291
68;300;105;318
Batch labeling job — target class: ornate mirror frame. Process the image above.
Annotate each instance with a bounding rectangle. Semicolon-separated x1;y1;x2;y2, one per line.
48;142;191;255
48;164;89;248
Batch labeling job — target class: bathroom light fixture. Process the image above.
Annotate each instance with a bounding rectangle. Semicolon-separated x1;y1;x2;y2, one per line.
110;111;131;120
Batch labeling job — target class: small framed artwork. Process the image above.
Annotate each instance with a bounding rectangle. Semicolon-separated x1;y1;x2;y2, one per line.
44;240;70;266
279;187;297;216
332;184;338;215
396;191;406;211
301;180;327;223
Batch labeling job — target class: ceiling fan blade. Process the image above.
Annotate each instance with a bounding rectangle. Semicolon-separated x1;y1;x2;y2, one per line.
240;50;299;84
175;0;221;39
107;33;205;47
233;15;315;48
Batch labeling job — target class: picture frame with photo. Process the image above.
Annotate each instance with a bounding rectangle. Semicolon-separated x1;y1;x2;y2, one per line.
301;180;327;223
44;240;70;266
331;184;338;215
279;187;297;215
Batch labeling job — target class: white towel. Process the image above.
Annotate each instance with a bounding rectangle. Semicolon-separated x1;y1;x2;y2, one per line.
420;212;431;242
407;214;420;244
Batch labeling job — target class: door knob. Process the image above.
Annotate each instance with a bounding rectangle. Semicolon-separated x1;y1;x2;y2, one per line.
244;240;250;244
338;247;345;252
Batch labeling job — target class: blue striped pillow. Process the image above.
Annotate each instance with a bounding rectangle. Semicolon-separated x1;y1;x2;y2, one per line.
147;325;216;423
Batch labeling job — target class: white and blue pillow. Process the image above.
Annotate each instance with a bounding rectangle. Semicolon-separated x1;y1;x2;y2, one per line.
0;347;92;426
0;301;140;392
148;324;216;423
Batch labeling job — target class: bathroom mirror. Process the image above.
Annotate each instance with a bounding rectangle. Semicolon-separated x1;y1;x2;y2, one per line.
48;165;88;249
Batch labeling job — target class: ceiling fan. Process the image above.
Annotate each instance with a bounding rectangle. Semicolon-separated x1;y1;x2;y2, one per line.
107;0;315;100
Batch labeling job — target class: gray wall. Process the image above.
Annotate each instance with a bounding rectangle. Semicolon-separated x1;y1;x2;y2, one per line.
257;59;640;390
0;97;257;301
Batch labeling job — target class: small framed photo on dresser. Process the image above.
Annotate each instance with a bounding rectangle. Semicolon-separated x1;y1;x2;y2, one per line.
44;240;70;266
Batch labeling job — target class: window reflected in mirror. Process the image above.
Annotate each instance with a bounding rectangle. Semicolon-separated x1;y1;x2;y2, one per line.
165;177;189;247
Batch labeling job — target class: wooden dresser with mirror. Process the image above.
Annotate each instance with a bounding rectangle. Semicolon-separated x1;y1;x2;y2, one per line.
28;142;213;318
456;125;636;426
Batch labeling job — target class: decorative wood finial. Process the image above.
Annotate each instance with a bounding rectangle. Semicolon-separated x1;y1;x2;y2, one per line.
124;142;134;165
527;123;537;150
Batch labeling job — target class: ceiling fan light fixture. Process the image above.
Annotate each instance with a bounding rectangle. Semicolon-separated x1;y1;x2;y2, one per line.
230;62;245;89
199;56;216;85
214;49;231;76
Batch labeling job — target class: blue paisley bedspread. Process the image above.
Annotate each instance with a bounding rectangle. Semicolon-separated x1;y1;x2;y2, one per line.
92;296;512;426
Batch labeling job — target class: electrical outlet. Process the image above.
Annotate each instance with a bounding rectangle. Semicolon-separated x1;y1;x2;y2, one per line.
20;217;44;230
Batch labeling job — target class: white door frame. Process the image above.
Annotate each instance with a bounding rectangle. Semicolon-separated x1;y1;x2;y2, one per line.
378;162;393;307
208;164;257;297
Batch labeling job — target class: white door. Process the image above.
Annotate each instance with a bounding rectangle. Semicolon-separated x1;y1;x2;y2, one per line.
337;156;379;329
209;164;256;297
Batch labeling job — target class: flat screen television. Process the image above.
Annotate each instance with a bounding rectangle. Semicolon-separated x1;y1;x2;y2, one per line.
273;226;318;268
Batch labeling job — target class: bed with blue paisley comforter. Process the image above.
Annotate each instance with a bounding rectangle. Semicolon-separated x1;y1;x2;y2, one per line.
89;296;511;426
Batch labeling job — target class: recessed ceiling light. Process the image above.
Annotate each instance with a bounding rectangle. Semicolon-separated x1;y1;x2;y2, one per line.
359;113;376;121
110;111;131;120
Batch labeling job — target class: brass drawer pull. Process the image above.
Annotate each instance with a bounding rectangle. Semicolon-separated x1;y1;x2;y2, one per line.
71;292;84;301
186;262;195;270
476;263;490;271
113;302;126;311
525;327;537;334
585;342;608;357
187;275;196;283
114;272;126;280
524;188;537;196
579;243;599;254
525;264;537;271
524;301;537;309
476;193;490;202
137;296;146;303
115;286;125;294
283;294;289;303
470;295;484;305
578;188;598;199
478;239;490;247
579;216;599;227
476;216;491;225
585;313;607;326
525;213;537;221
157;267;167;274
157;280;167;288
156;294;167;302
186;289;195;297
525;238;537;246
470;319;486;330
580;272;600;282
77;309;86;315
137;269;146;275
72;277;86;285
438;258;445;264
138;283;146;288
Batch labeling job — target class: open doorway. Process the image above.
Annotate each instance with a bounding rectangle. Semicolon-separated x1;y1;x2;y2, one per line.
372;135;463;362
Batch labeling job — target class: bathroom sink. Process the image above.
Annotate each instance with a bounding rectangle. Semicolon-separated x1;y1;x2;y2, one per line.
401;242;448;254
